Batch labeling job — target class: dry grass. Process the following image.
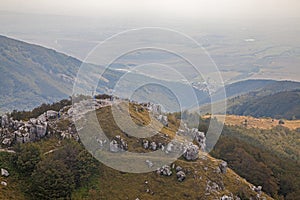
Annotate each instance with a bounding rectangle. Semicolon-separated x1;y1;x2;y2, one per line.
203;114;300;130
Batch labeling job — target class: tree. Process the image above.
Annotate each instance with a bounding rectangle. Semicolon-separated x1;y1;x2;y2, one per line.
30;157;75;199
15;143;41;176
52;140;98;188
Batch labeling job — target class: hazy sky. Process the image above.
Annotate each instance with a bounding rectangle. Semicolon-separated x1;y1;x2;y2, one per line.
1;0;300;19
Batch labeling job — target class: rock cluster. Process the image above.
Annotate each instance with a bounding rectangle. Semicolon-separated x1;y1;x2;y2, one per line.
109;135;128;153
156;165;172;176
176;124;206;151
0;114;48;146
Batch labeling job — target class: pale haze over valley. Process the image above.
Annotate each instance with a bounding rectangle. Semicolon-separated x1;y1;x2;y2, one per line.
1;0;300;83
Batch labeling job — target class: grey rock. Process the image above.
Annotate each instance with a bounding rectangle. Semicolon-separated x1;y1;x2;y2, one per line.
221;195;232;200
1;181;7;186
143;140;149;149
194;129;206;151
176;171;186;182
150;141;157;151
2;138;11;145
46;110;58;119
157;165;172;176
253;186;262;194
1;115;9;128
176;166;183;172
1;168;9;177
109;140;120;152
145;160;154;168
219;161;228;174
183;143;199;161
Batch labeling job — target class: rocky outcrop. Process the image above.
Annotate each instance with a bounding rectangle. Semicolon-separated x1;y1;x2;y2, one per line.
183;143;199;161
194;130;206;151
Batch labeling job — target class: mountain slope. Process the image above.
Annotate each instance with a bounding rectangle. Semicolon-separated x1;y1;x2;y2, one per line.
0;99;272;200
0;35;210;113
0;35;80;111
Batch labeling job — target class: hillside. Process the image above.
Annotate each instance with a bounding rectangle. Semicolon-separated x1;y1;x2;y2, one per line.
198;81;300;119
227;90;300;119
0;98;272;200
212;79;300;103
201;115;300;199
0;35;80;111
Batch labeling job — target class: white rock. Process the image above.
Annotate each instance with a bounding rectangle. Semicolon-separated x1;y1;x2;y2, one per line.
1;181;7;186
1;168;9;177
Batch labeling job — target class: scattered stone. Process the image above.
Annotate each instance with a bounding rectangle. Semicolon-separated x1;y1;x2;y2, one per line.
143;140;149;149
1;181;7;186
145;160;154;168
171;163;176;169
206;180;220;193
220;195;232;200
150;141;157;151
253;186;262;194
176;171;186;182
1;168;9;177
176;166;183;172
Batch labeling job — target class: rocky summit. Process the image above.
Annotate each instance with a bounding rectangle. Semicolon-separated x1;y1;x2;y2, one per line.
0;96;273;200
